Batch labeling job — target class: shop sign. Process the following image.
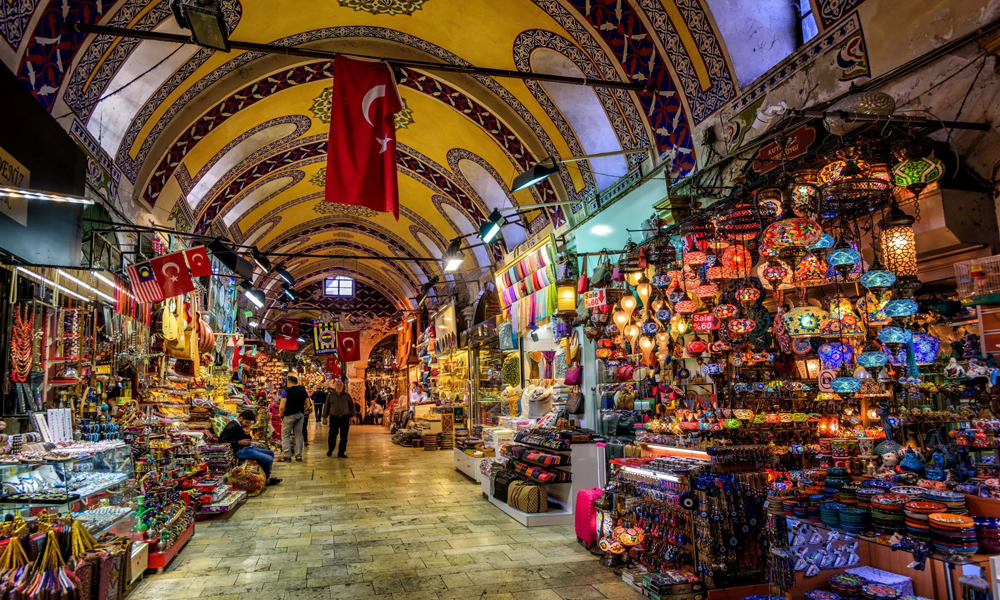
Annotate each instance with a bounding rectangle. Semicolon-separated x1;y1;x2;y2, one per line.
818;368;836;392
0;144;30;226
584;289;606;308
752;125;818;175
692;312;719;331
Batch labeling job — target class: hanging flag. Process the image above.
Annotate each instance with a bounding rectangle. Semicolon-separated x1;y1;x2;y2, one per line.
324;55;402;219
326;355;343;379
150;252;196;298
275;317;299;350
124;261;164;303
184;246;213;278
336;330;361;362
312;320;338;355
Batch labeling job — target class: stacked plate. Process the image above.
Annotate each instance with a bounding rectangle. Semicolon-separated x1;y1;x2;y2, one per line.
889;486;925;502
830;573;864;597
856;488;884;509
820;502;846;528
871;494;908;534
808;494;826;523
783;499;799;517
903;501;945;541
922;489;967;514
861;583;900;599
804;592;842;600
838;483;859;507
928;513;978;554
840;507;871;534
863;479;896;492
974;516;1000;553
423;434;439;450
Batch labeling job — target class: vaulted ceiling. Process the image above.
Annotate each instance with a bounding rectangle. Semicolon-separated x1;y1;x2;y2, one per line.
2;0;793;318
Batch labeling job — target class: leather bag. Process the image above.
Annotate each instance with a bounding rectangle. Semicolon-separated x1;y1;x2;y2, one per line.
589;250;613;288
508;481;548;513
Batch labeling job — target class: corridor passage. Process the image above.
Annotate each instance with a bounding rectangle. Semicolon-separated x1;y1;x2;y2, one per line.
132;425;642;600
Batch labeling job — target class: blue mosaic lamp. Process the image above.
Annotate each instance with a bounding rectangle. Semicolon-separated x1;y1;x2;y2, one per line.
877;326;912;351
818;342;854;370
857;343;889;369
831;365;863;397
827;243;862;276
883;298;918;318
911;332;941;365
782;305;828;338
860;258;896;293
810;233;835;250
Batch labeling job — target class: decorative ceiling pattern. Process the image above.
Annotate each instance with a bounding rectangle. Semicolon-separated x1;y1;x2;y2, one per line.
4;0;765;312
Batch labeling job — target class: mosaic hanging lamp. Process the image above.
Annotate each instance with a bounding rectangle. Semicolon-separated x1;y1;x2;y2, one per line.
717;197;765;242
674;299;698;315
706;265;725;282
818;148;872;185
684;251;707;266
877;326;912;352
721;244;753;279
695;284;719;303
782;304;829;337
736;286;761;309
860;257;896;294
911;332;941;365
831;364;863;398
728;318;756;337
760;173;824;267
818;342;855;370
857;293;890;327
794;252;829;287
857;342;889;369
713;303;739;322
892;142;945;196
818;147;891;217
822;297;866;337
827;240;862;277
883;297;919;326
810;233;835;250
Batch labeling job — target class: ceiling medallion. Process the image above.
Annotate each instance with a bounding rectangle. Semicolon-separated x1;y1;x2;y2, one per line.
312;200;378;218
312;88;413;127
310;167;327;187
338;0;429;15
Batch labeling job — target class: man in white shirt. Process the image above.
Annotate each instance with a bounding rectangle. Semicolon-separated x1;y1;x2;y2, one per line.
409;382;428;404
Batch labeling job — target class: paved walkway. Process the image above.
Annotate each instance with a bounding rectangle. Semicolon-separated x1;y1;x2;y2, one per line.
131;424;643;600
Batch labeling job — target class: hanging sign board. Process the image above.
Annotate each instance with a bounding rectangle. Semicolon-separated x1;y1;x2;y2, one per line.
818;368;836;392
692;312;719;331
584;289;607;308
0;145;29;226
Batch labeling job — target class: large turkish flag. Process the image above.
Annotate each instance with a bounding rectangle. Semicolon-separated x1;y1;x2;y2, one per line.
275;318;299;351
337;330;361;362
324;55;402;220
150;252;195;298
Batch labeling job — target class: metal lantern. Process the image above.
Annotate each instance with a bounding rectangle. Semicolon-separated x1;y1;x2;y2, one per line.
556;279;578;319
713;303;738;321
819;342;855;370
879;203;919;289
782;305;829;337
912;332;941;365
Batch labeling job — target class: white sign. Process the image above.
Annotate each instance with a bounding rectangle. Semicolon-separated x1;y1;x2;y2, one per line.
0;145;29;226
584;288;606;308
818;368;836;392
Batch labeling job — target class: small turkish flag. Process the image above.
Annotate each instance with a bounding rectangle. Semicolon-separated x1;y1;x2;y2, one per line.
275;318;299;350
325;55;402;220
326;355;342;379
150;252;195;298
337;330;361;362
184;246;212;278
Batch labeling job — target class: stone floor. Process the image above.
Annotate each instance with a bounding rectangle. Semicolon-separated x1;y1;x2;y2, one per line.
131;424;644;600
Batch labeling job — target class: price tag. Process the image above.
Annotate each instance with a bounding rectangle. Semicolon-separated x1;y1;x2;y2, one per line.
584;289;606;308
692;312;719;331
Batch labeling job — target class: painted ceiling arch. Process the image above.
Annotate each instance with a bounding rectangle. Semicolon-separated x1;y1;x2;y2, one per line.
4;0;755;311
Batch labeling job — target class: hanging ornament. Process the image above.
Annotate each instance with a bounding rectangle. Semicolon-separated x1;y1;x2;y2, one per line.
782;304;829;337
860;257;896;294
821;297;866;337
736;286;761;309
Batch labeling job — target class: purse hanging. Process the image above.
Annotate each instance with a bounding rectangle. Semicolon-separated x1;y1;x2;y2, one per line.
577;255;588;295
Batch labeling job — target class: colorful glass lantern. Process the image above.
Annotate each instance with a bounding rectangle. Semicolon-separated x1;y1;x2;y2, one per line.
761;217;824;261
857;343;889;369
760;260;793;291
783;305;829;337
736;286;761;309
827;244;862;275
880;204;918;280
702;363;724;376
728;318;756;336
857;293;890;326
674;300;698;314
695;284;718;301
818;342;854;370
810;233;835;250
684;251;707;266
818;157;871;184
721;244;753;278
613;526;645;546
794;253;829;287
860;261;896;292
707;265;725;281
912;332;941;365
641;319;660;334
883;298;918;319
831;365;863;397
877;326;912;350
893;156;945;195
686;339;708;354
822;297;866;337
556;279;578;318
713;303;738;321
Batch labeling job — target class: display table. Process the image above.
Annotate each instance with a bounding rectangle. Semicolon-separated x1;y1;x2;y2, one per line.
453;448;483;482
146;521;194;572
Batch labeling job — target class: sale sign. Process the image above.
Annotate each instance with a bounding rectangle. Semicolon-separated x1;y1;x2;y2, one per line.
692;312;720;331
584;289;607;308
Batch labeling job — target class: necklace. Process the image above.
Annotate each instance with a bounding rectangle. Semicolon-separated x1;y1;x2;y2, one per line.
11;305;33;383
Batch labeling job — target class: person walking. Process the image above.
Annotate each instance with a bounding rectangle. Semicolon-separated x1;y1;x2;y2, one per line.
279;375;308;462
311;384;328;421
322;379;355;458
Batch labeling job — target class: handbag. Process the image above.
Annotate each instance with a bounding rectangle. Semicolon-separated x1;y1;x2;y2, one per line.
590;250;612;288
493;471;520;503
577;255;589;294
564;365;582;386
566;389;585;415
509;481;548;513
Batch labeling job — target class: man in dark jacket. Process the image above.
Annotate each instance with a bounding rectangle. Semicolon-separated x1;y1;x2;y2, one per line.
280;375;309;462
218;409;281;485
311;385;328;420
322;379;355;458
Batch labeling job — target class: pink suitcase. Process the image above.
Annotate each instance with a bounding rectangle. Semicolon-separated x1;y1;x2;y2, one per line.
574;487;603;549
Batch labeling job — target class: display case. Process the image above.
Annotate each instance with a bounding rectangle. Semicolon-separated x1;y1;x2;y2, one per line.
0;442;133;509
433;349;469;403
471;338;509;427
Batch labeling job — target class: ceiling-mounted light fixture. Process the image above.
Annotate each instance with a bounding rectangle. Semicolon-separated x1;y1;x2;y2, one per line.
479;208;507;244
281;284;297;301
248;319;260;328
0;186;94;205
511;147;652;192
171;0;230;51
275;267;294;286
442;239;464;272
239;279;265;308
250;246;271;272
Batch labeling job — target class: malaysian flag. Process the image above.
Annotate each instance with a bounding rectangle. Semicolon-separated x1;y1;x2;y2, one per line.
125;261;164;303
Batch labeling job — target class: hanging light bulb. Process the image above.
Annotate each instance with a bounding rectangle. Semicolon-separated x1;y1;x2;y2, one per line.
636;282;652;316
613;310;630;336
625;324;641;350
620;294;638;316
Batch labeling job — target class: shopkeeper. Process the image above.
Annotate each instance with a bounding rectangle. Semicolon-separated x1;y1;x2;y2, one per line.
219;409;282;486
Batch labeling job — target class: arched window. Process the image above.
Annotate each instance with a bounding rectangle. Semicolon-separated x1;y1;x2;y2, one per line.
325;276;355;297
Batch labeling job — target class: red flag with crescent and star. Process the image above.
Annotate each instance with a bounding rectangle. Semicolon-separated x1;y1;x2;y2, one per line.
336;330;361;362
183;246;213;278
150;252;195;298
275;318;299;351
324;55;402;220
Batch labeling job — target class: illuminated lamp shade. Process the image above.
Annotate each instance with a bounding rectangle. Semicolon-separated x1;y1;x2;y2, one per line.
707;266;725;281
857;293;890;326
822;297;866;337
831;367;863;397
818;342;854;370
759;244;778;258
860;264;896;292
599;538;625;555
736;286;761;308
620;294;637;315
613;526;645;546
760;260;793;291
674;300;698;314
818;157;871;184
883;298;918;318
684;251;707;266
857;345;889;369
791;170;819;212
695;284;718;301
683;278;702;292
641;319;660;334
912;332;941;365
810;233;835;250
761;217;824;252
728;318;755;336
638;335;655;363
702;362;724;376
556;280;577;317
880;205;918;279
625;324;641;349
721;244;753;278
713;303;738;321
794;253;829;287
670;314;689;336
636;282;652;312
782;305;829;337
893;156;945;195
686;339;708;355
613;310;630;336
827;245;861;273
877;326;912;348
